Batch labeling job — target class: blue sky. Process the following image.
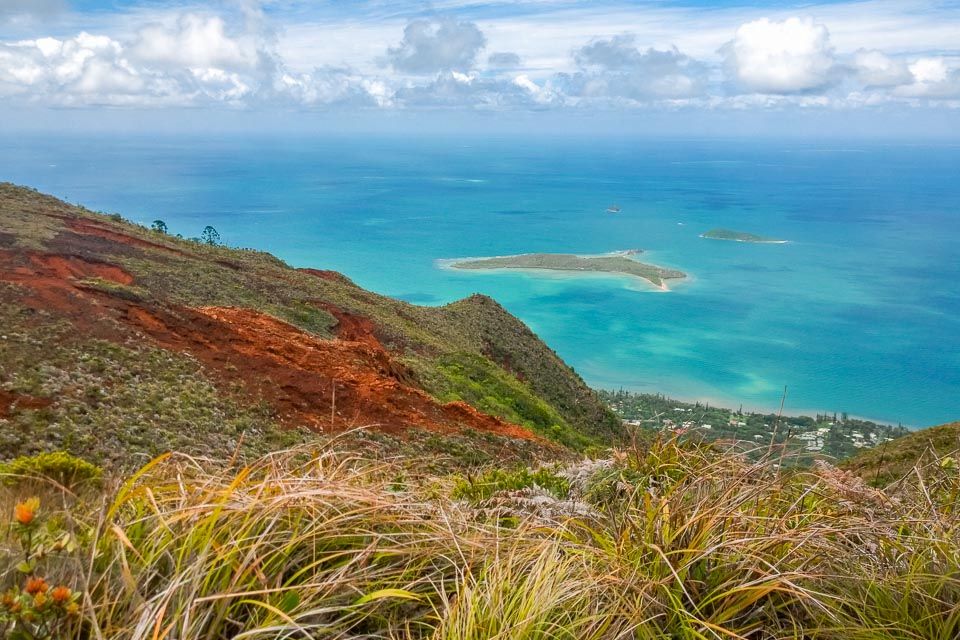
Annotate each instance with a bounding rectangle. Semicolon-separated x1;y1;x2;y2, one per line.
1;0;958;135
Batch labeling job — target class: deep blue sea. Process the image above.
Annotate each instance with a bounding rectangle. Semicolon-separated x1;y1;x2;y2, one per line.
2;134;958;427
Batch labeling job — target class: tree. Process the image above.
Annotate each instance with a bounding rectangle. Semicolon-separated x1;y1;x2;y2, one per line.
201;226;220;246
151;219;168;234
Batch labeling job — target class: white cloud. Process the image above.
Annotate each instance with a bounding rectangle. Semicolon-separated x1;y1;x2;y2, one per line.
130;15;258;72
386;18;486;74
0;34;163;104
277;67;385;107
721;17;837;94
0;8;383;108
2;2;959;114
393;70;552;108
895;57;960;98
852;49;912;87
558;36;708;102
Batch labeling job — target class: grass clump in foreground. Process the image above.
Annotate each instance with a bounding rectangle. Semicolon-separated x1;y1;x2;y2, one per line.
1;436;959;639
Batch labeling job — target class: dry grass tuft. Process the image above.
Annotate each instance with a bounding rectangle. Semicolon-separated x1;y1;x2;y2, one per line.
2;435;958;639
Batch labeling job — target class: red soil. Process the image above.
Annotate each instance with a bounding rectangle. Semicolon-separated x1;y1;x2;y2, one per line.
0;390;52;418
28;253;134;285
125;304;534;438
0;242;537;441
65;218;187;256
1;249;135;318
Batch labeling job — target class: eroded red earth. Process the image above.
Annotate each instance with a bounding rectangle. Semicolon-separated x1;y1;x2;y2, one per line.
0;224;537;441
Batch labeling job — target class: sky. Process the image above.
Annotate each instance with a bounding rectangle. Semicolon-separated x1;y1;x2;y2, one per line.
1;0;959;136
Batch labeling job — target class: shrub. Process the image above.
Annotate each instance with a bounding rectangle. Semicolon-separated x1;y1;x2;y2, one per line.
452;466;570;502
0;452;102;489
0;498;84;639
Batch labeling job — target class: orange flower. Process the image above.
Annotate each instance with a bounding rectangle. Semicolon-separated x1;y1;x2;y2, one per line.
51;586;72;604
13;497;40;526
32;592;48;609
25;577;48;595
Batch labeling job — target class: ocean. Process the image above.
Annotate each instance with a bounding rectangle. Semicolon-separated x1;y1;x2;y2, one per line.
2;134;958;427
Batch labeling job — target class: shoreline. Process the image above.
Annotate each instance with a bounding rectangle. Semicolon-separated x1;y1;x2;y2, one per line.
699;234;789;245
439;250;686;292
595;385;911;428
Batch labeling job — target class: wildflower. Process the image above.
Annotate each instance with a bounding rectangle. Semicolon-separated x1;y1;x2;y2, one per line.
1;592;16;609
13;497;40;526
66;602;81;617
25;577;48;595
51;586;72;604
33;592;48;609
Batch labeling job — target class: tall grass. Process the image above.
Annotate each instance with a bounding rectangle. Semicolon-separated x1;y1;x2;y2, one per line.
2;435;958;639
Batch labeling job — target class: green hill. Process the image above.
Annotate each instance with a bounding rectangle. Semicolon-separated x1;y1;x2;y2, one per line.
842;420;960;486
0;183;621;467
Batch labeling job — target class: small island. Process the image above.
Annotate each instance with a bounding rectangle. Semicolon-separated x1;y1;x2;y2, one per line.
700;229;787;244
447;251;686;290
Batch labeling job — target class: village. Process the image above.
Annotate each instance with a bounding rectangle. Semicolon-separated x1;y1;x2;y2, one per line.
601;390;909;461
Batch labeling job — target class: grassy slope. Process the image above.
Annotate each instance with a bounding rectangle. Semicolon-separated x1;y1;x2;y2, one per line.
0;183;621;465
842;420;960;486
2;437;958;639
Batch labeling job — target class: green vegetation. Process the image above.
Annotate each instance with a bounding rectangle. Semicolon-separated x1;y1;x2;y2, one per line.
449;251;686;288
0;182;622;464
700;228;786;243
451;465;570;502
77;277;150;302
842;420;960;486
0;451;102;489
601;389;909;462
420;352;593;449
200;225;221;245
9;182;958;637
2;438;958;639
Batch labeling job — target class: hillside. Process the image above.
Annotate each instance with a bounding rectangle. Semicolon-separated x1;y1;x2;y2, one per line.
0;183;622;467
842;419;960;486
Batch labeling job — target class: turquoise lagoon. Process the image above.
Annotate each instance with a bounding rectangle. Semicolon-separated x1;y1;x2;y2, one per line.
1;134;958;426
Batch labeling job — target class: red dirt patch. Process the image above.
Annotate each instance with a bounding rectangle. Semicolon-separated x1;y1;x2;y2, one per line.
0;249;135;318
0;390;52;418
318;303;382;349
123;304;536;439
27;254;134;285
0;241;538;442
66;218;187;256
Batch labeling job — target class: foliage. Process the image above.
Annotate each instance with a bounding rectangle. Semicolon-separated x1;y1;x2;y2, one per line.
200;225;220;245
423;352;593;450
601;388;910;462
842;420;960;486
452;465;570;502
0;182;621;452
0;452;102;489
150;219;167;234
77;277;149;302
1;498;84;639
0;439;957;639
0;305;302;467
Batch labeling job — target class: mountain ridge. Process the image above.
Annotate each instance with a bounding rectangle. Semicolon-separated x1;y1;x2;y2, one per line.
0;183;621;466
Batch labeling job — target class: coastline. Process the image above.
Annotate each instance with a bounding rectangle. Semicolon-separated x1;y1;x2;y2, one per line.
699;234;789;245
439;250;686;292
596;384;910;428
